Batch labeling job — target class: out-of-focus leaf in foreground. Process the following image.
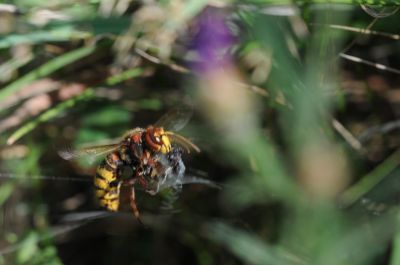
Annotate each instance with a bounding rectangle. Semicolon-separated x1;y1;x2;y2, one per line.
204;221;307;265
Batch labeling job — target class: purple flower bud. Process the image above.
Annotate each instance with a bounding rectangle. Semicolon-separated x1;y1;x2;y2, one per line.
190;8;236;74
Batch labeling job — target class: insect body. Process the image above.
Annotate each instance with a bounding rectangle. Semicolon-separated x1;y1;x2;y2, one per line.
59;108;200;223
94;153;123;212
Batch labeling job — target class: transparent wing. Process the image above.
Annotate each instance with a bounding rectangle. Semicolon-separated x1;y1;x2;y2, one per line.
121;127;146;139
158;175;220;215
121;127;146;159
154;106;193;132
58;143;121;163
180;175;221;189
183;168;221;188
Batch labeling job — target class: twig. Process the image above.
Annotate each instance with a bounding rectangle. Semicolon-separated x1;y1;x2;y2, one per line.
134;47;271;99
358;119;400;143
135;48;189;74
311;23;400;40
340;53;400;75
339;17;378;56
0;173;91;182
235;81;269;98
331;118;363;152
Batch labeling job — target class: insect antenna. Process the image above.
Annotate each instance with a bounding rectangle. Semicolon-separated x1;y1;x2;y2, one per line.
166;132;201;153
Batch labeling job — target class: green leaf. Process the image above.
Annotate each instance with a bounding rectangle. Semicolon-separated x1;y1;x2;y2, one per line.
0;28;90;49
0;182;14;206
82;106;131;126
0;45;96;102
6;67;143;145
16;232;39;265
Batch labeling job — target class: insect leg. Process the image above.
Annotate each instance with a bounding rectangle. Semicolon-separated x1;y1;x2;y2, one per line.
129;186;143;225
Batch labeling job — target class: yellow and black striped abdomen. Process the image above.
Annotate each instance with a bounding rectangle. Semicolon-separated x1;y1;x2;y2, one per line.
94;152;122;211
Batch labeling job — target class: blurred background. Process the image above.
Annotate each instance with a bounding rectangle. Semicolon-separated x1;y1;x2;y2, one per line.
1;0;400;264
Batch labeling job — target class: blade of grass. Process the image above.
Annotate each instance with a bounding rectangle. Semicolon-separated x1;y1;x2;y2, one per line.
339;149;400;207
0;45;96;105
390;216;400;265
6;67;143;145
0;29;90;50
0;53;34;83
